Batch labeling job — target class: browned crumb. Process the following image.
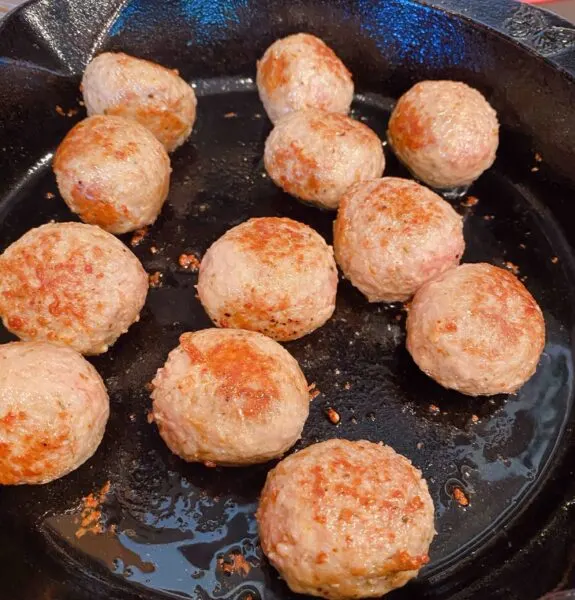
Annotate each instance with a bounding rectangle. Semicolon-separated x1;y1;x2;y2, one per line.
428;404;440;415
204;461;217;468
483;215;495;221
308;382;320;401
461;196;479;207
146;411;154;424
326;408;340;425
67;108;78;118
224;112;238;118
552;256;559;264
55;105;65;116
149;271;163;288
531;166;540;173
150;246;159;255
416;442;424;450
45;191;55;200
453;487;470;507
217;552;251;576
504;261;520;275
471;414;479;424
145;381;154;392
395;314;402;321
75;481;111;538
344;382;351;391
178;253;201;271
131;227;149;247
535;152;543;163
78;99;85;107
519;243;526;250
254;113;262;119
129;413;136;422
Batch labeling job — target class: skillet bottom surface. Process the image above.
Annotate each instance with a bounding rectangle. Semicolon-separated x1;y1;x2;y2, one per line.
0;79;573;600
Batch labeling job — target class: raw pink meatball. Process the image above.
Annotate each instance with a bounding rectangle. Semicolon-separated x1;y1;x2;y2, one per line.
0;341;109;485
82;52;197;152
388;81;499;189
407;263;545;396
0;222;148;355
265;109;385;210
257;439;435;599
151;329;310;466
197;217;337;341
334;177;464;302
54;115;171;234
257;33;354;123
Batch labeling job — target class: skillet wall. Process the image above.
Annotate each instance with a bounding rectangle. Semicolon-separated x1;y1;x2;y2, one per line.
0;0;575;598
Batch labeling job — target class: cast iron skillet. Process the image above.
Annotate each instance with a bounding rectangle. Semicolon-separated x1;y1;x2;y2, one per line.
1;0;575;598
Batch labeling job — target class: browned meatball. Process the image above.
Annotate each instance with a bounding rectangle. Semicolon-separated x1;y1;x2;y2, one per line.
54;115;171;234
197;217;338;341
407;263;545;396
257;33;354;123
334;177;464;302
264;109;385;210
257;439;435;599
151;329;310;466
0;222;148;355
388;81;499;189
82;52;197;152
0;341;109;485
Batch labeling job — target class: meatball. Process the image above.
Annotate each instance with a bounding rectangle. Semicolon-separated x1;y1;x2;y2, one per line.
53;115;171;234
264;109;385;210
0;341;109;485
407;263;545;396
198;217;337;341
151;329;310;466
0;222;148;355
257;33;354;124
334;177;464;303
388;81;499;189
257;439;435;599
81;51;197;152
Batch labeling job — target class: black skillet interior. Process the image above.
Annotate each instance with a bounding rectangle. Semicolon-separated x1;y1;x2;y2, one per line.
1;0;575;599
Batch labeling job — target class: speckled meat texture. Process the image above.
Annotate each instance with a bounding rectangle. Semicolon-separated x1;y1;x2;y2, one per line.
81;51;197;152
334;177;464;302
0;222;148;355
0;341;109;485
197;217;338;341
151;328;310;466
256;33;354;124
53;115;171;234
257;439;435;599
264;109;385;210
388;81;499;189
407;263;546;396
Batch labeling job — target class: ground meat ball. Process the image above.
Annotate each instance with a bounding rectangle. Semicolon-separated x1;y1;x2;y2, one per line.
151;329;309;466
197;217;337;341
334;177;464;303
257;33;354;124
264;109;385;210
0;341;109;485
388;81;499;189
407;263;545;396
81;51;197;152
53;115;171;234
257;439;435;599
0;222;148;355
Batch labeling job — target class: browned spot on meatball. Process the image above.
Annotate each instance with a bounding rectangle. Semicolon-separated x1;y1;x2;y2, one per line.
70;181;126;229
302;35;352;82
389;98;434;151
257;51;290;93
180;334;279;419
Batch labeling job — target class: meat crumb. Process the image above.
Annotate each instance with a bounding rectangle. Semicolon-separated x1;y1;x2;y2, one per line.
471;414;479;424
217;552;251;576
504;261;520;275
130;227;149;247
453;487;470;507
461;196;479;207
326;408;340;424
150;246;159;255
531;166;539;173
308;382;320;401
145;382;154;392
78;99;85;107
129;413;136;422
67;108;78;118
483;215;495;221
416;442;424;450
204;461;217;468
224;112;238;118
552;256;559;264
146;411;154;424
55;105;66;116
149;271;163;288
428;404;440;415
535;152;543;163
519;243;526;250
75;481;111;538
178;253;201;271
45;192;55;200
344;382;351;390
